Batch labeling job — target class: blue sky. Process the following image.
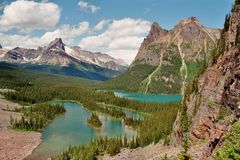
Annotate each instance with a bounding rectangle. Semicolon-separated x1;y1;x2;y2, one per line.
0;0;234;63
54;0;233;29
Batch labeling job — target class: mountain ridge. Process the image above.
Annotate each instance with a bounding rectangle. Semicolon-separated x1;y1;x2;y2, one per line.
0;38;127;72
107;17;221;94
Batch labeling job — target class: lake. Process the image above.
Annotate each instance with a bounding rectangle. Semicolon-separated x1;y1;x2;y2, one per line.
28;91;181;159
27;102;136;160
114;90;182;103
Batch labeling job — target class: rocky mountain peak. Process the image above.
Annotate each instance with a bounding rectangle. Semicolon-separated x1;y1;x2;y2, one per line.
179;17;200;26
130;22;168;67
144;22;168;45
172;17;202;34
47;38;65;51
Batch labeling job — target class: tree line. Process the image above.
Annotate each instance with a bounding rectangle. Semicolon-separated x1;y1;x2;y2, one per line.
86;112;102;128
11;103;65;131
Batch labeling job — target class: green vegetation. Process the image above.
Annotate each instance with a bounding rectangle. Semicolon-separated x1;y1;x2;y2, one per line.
147;43;160;54
103;64;156;92
216;122;240;160
0;64;180;159
54;136;125;159
86;112;102;128
223;14;230;32
175;151;192;160
146;44;182;94
217;105;232;121
185;60;205;83
11;103;65;131
97;103;126;119
124;117;142;129
54;101;179;159
236;26;240;45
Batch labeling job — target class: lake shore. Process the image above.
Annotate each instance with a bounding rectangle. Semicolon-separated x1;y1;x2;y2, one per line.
0;94;42;160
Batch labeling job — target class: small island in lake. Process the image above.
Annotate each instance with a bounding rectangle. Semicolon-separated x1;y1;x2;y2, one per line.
86;112;102;129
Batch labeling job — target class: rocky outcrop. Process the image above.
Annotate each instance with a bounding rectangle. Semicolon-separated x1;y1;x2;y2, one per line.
173;1;240;159
139;22;168;51
0;44;2;49
47;38;65;51
132;17;220;67
128;18;220;94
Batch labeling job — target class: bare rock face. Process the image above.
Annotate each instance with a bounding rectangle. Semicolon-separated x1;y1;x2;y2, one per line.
173;1;240;159
141;22;168;48
132;17;220;67
131;22;168;66
47;38;65;51
129;17;220;94
0;44;2;49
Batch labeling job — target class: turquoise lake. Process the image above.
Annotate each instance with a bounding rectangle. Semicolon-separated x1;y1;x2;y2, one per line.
27;102;136;160
28;92;181;159
114;90;182;103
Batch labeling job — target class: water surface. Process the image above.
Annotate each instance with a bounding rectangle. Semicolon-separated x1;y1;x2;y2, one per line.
114;90;182;103
28;102;136;159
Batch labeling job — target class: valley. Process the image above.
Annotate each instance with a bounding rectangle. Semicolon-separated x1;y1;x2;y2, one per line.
0;65;180;159
0;0;239;159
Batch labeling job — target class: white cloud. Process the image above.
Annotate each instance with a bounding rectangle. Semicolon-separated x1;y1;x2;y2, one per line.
41;21;89;45
0;33;43;49
0;22;89;49
79;18;151;64
94;19;109;31
78;1;100;13
0;0;61;32
0;17;151;64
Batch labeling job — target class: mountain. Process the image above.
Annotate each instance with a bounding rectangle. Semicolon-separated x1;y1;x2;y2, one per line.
107;17;221;94
172;1;240;159
0;38;127;80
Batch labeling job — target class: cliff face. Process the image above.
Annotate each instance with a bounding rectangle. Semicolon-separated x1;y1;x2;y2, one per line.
173;2;240;159
129;18;220;94
132;22;168;66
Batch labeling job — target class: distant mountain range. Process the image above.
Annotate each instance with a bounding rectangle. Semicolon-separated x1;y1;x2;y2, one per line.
0;38;127;80
107;17;221;94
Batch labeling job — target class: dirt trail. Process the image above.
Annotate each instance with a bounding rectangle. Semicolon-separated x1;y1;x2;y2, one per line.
177;38;188;96
142;50;164;93
196;23;216;43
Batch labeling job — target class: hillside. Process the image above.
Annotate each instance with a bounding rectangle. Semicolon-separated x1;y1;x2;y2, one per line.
0;62;99;88
106;18;221;94
172;1;240;159
0;38;127;80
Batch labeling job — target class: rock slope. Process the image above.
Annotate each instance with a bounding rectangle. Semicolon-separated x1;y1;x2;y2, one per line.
111;18;221;94
173;1;240;159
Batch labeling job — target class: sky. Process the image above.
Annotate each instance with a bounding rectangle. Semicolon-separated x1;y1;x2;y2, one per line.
0;0;234;64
